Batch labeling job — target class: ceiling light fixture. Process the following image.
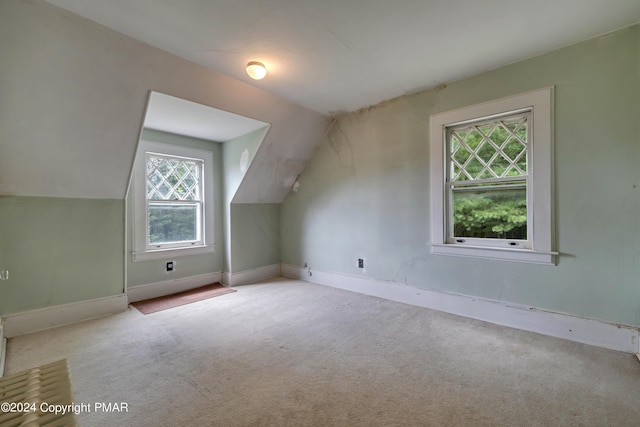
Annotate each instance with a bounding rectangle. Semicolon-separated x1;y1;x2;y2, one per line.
246;61;267;80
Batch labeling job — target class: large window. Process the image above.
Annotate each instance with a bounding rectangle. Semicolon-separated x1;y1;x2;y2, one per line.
429;88;555;264
132;141;214;261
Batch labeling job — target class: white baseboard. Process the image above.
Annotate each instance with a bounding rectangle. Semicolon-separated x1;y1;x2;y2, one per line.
127;271;222;303
281;264;640;354
0;321;6;377
2;294;128;338
281;263;309;280
223;264;281;287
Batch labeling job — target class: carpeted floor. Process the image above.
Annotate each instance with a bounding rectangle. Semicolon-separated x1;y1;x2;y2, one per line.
5;278;640;426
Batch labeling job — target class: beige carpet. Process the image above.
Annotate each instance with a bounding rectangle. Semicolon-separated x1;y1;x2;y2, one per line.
5;278;640;426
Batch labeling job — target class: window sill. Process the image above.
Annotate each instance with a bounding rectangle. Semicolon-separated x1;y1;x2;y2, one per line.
132;245;215;262
430;243;557;265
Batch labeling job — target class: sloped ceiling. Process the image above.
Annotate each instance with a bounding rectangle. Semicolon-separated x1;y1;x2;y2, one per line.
45;0;640;114
3;1;639;203
144;92;269;142
0;0;327;202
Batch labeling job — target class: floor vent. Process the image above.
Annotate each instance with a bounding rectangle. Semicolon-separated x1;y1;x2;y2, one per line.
0;359;76;426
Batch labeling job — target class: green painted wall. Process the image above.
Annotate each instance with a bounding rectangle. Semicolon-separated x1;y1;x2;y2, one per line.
126;129;224;288
0;0;321;315
221;127;270;272
231;204;280;272
0;196;124;314
281;25;640;327
222;127;270;205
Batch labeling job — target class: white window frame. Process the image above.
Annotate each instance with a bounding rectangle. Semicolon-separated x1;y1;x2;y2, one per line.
429;87;556;265
132;140;214;261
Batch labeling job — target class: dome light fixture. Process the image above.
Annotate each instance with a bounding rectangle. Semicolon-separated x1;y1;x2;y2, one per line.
246;61;267;80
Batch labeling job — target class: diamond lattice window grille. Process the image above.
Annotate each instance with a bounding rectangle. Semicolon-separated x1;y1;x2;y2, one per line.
146;155;201;201
449;116;527;182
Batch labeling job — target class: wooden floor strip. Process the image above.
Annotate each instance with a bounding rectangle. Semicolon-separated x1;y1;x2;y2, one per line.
131;283;236;314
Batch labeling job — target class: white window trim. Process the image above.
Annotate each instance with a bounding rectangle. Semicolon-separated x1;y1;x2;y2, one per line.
429;87;556;265
132;140;214;262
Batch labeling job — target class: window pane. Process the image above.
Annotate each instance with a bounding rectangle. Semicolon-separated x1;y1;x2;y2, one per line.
148;204;198;244
146;156;200;201
449;116;527;181
452;186;527;239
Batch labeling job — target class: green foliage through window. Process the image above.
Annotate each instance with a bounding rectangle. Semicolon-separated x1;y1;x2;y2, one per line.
452;189;526;239
148;204;197;244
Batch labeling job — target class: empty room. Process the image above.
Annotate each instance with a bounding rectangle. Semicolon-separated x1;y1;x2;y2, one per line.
1;0;639;425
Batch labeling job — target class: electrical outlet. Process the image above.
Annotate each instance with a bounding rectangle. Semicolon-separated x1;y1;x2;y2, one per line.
166;261;174;272
0;270;8;280
358;259;364;269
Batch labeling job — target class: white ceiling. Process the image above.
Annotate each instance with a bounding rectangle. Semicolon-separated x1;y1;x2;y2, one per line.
144;92;268;142
47;0;640;114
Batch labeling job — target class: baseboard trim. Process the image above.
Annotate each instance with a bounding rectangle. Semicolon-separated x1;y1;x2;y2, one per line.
0;321;6;376
281;264;640;354
281;263;308;280
127;271;222;303
223;264;281;287
2;294;128;338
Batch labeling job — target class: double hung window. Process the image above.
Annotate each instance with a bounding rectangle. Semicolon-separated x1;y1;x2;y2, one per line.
430;88;555;264
447;112;530;246
146;153;203;249
132;140;214;261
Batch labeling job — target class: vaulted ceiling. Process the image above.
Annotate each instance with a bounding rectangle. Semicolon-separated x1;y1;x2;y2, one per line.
46;0;640;114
